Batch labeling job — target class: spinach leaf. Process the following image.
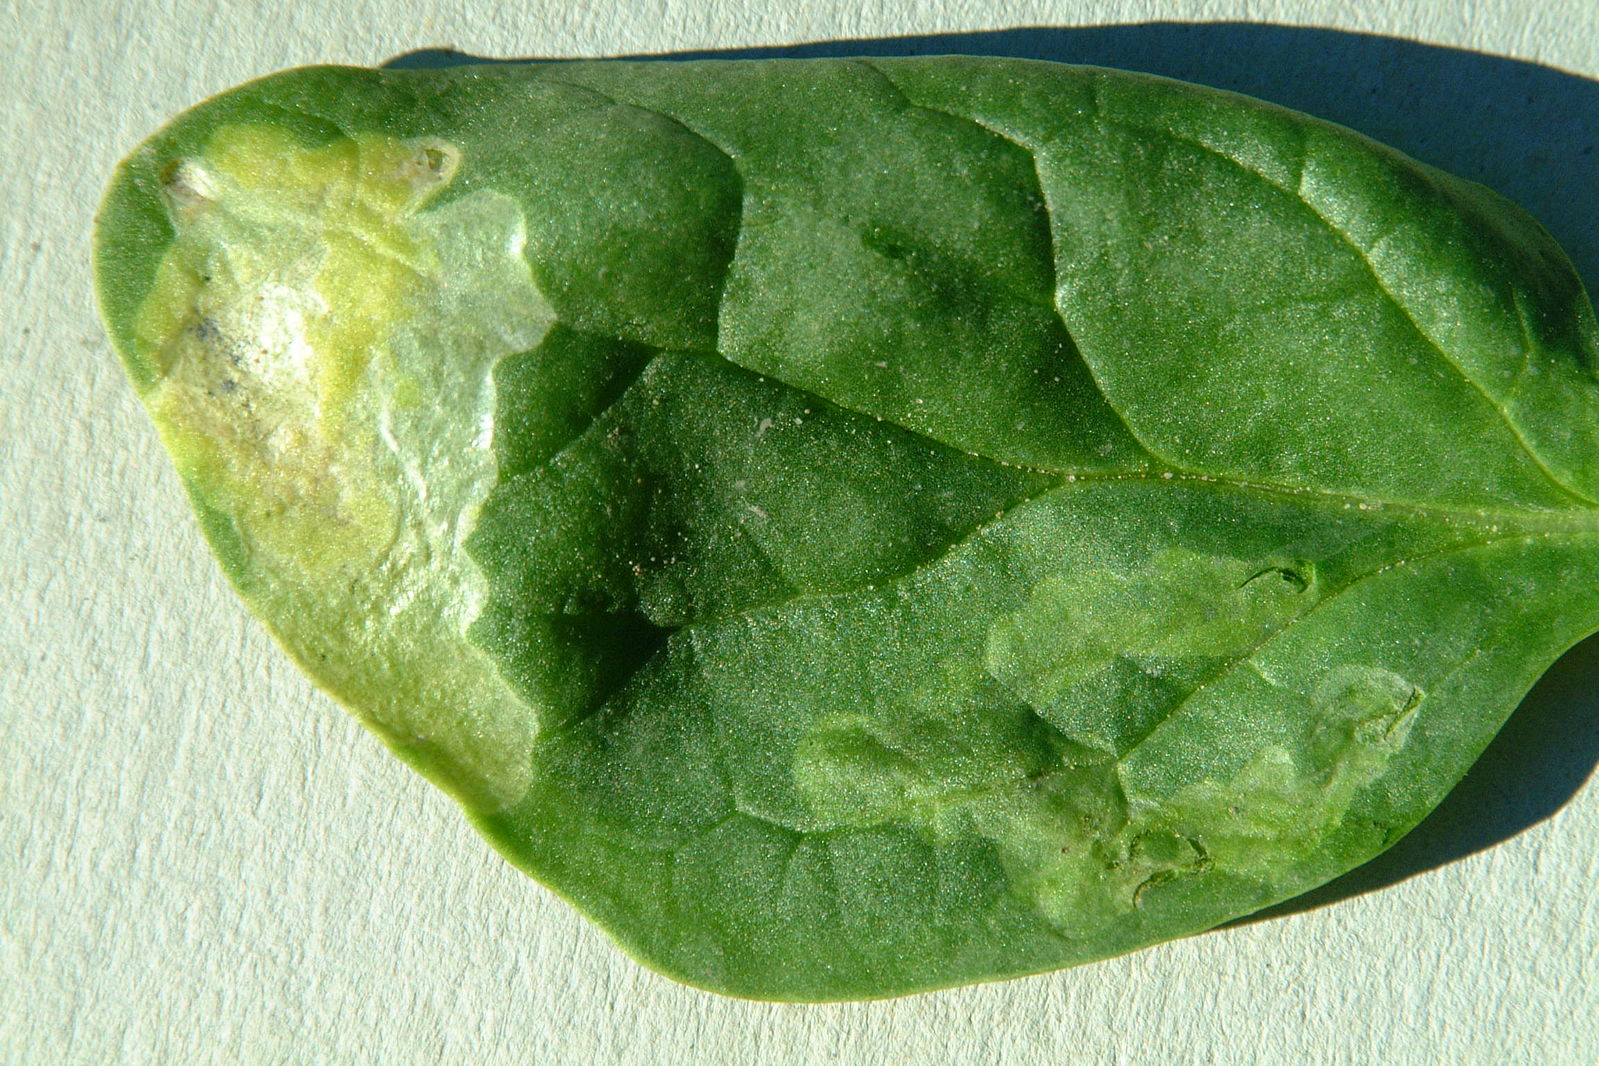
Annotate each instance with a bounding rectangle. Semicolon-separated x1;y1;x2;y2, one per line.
94;57;1599;1001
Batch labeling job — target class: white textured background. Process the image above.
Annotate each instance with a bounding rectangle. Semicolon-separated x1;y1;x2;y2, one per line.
5;1;1598;1063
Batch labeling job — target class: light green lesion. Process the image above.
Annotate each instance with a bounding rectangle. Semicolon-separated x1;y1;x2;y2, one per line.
793;544;1424;932
1059;664;1424;916
132;125;555;809
986;547;1318;752
962;662;1416;930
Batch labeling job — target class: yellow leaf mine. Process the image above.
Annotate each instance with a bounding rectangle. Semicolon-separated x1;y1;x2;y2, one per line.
132;125;555;809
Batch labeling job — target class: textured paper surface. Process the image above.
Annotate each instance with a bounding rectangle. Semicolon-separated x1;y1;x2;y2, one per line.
5;1;1598;1062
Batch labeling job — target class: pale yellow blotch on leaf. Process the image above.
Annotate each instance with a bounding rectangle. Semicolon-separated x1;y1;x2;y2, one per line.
131;125;556;810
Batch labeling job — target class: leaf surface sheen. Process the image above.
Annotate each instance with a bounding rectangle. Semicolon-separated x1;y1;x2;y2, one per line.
94;57;1599;1001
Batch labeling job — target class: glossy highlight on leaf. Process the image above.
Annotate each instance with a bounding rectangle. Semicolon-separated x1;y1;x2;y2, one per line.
94;56;1599;1001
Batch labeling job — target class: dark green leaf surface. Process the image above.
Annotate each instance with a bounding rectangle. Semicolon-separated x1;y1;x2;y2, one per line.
95;57;1599;1000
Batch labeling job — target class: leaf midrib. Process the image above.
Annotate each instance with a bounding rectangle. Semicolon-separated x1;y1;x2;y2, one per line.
529;461;1599;757
497;330;1599;646
661;467;1599;632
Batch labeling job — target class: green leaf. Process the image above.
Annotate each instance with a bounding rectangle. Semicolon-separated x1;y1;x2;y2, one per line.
94;57;1599;1001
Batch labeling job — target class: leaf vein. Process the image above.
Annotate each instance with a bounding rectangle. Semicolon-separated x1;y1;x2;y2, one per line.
1136;122;1599;508
855;58;1168;472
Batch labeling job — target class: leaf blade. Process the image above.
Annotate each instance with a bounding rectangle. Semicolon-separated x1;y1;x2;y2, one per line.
93;56;1599;1000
